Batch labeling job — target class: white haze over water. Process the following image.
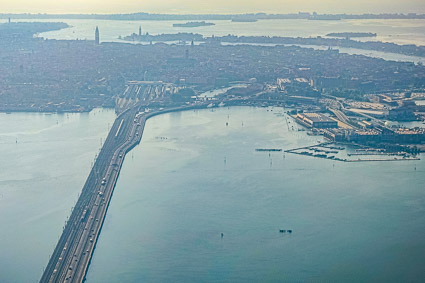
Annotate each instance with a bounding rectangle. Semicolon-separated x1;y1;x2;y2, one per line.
1;0;425;14
21;18;425;46
9;18;424;63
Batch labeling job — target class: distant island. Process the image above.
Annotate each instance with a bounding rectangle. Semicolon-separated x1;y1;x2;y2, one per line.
3;12;425;21
326;32;377;38
231;18;258;22
123;32;204;42
122;32;425;57
309;15;341;21
0;22;69;38
173;21;215;28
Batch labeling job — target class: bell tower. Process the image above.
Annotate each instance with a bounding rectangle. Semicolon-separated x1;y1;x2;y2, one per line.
95;26;100;45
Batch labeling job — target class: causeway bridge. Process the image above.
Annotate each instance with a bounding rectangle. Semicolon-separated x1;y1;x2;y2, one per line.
40;88;206;282
40;106;147;282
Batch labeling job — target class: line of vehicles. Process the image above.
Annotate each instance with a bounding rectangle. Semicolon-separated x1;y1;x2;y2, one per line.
42;101;200;283
42;107;147;283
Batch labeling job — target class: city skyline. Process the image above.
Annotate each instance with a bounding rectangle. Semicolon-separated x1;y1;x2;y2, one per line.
1;0;425;14
1;1;425;282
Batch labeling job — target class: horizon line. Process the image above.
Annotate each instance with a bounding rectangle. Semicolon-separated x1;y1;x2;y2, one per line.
1;11;425;16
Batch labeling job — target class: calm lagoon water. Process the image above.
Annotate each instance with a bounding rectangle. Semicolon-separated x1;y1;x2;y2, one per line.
0;109;115;282
222;42;425;64
30;18;425;64
85;107;425;282
4;18;425;46
41;19;425;46
2;18;424;63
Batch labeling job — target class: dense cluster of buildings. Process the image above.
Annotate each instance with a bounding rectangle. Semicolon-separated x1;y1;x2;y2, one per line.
1;21;425;155
323;127;425;145
2;22;425;112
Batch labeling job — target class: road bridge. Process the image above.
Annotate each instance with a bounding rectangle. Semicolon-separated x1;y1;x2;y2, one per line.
40;101;205;283
40;106;148;283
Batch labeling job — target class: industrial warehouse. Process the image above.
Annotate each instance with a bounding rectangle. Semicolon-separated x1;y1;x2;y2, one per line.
295;112;338;128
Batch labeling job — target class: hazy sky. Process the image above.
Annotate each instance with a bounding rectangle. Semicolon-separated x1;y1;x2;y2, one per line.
1;0;425;14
